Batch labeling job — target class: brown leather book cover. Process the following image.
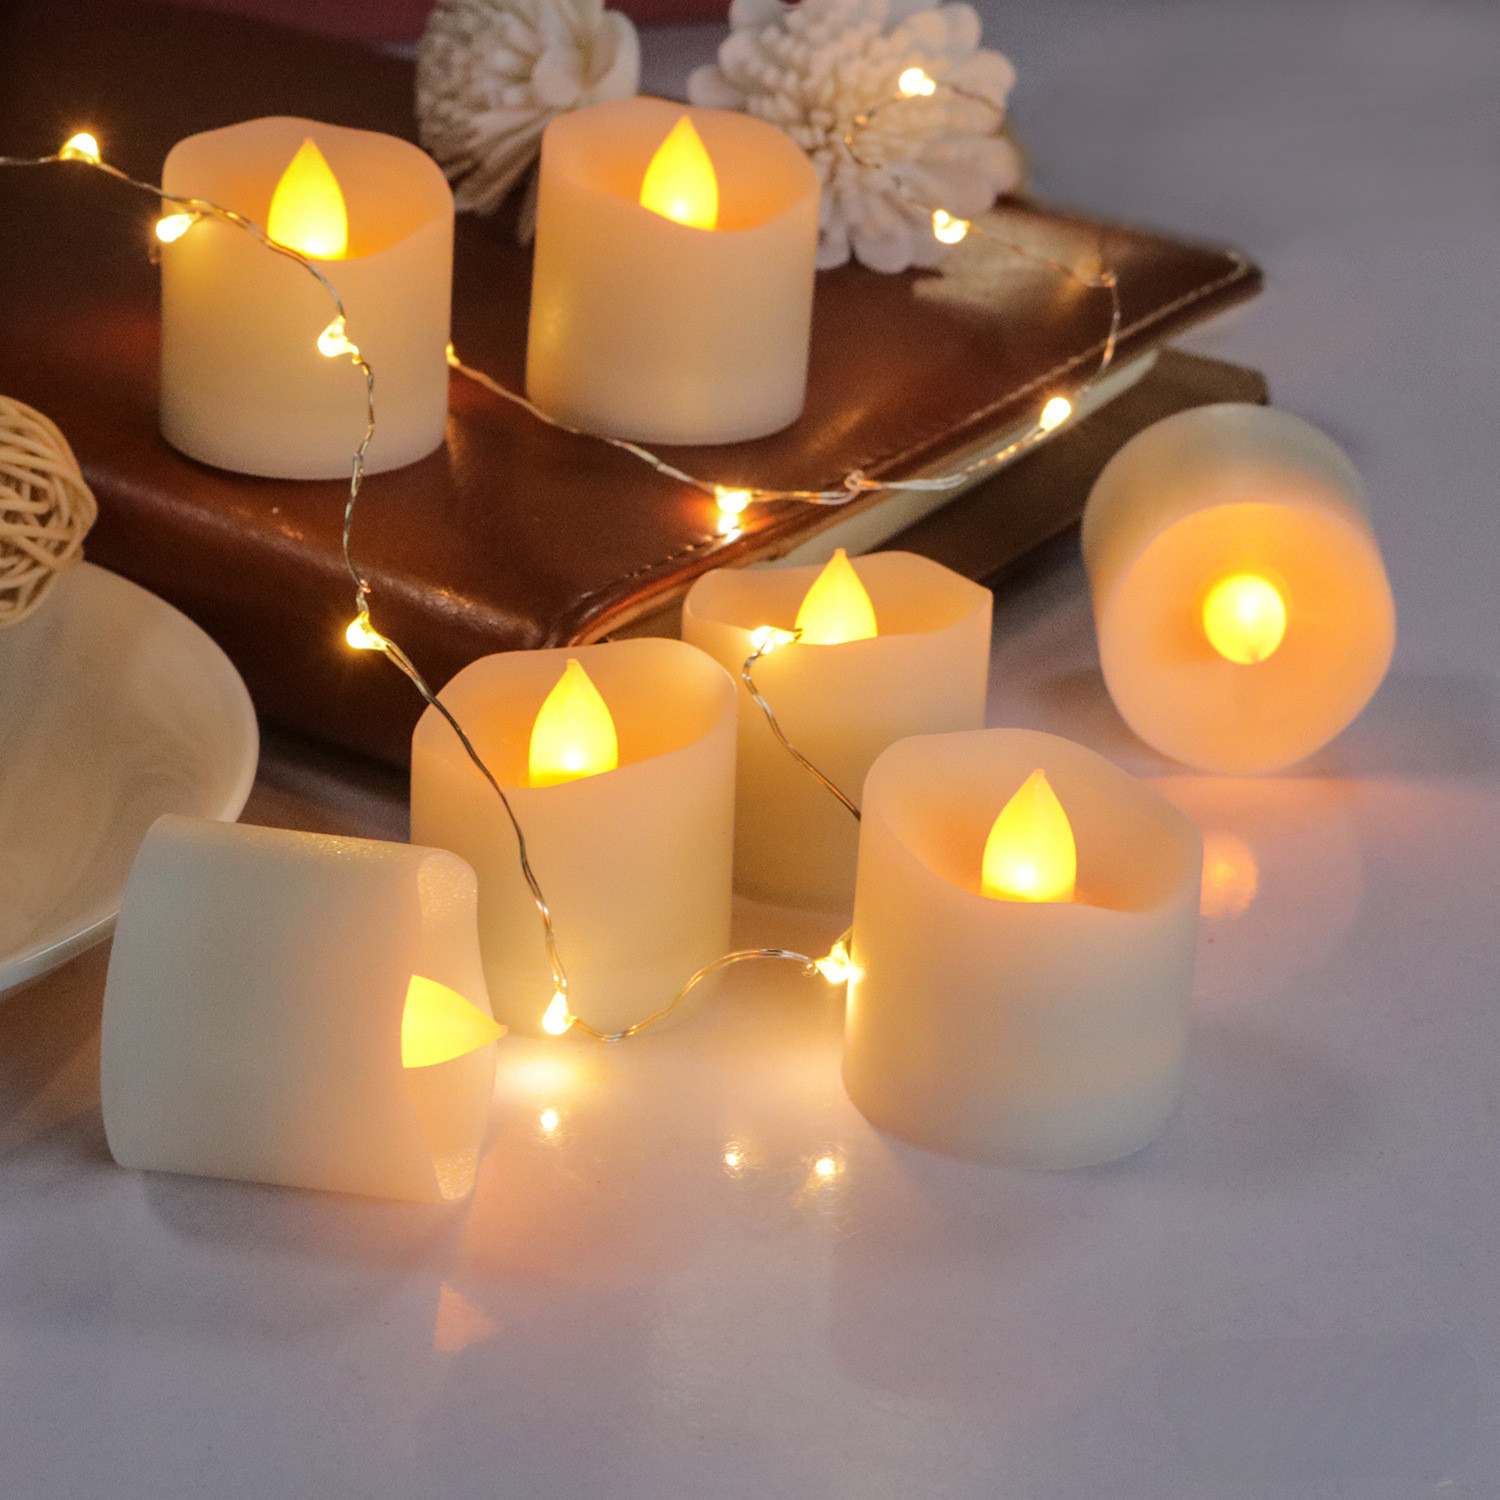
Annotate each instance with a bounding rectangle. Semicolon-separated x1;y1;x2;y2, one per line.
0;0;1262;765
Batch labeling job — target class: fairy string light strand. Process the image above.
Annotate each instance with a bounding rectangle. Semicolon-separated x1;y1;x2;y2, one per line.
2;72;1117;1038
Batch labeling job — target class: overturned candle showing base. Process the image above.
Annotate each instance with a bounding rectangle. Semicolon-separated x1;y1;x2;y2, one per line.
1082;403;1396;773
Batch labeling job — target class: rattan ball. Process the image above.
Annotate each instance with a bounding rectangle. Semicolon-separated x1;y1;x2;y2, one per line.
0;395;98;629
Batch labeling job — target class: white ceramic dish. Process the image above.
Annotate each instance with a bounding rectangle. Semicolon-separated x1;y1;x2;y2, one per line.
0;563;258;993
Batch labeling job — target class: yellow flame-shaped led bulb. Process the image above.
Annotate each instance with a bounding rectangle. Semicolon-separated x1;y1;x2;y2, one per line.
1202;572;1287;665
267;137;349;259
794;548;878;645
639;116;718;230
528;659;619;788
401;975;503;1069
981;769;1077;903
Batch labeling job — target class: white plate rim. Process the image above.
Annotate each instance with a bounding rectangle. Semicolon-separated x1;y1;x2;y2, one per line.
0;563;259;994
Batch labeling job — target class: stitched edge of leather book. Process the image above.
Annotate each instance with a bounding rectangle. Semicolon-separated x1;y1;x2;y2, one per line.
0;0;1264;767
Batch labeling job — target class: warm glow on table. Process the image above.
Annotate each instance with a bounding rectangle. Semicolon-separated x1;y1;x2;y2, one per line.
266;137;348;259
638;115;717;230
401;975;505;1069
981;769;1077;903
794;548;878;645
528;658;619;788
1201;572;1287;664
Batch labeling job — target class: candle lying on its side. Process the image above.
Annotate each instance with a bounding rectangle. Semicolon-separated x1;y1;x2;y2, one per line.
526;96;820;444
410;639;736;1037
1082;403;1396;773
843;728;1202;1168
160;116;453;478
101;816;501;1202
682;551;991;912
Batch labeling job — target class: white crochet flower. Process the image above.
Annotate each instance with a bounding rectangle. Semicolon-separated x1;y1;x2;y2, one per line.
417;0;640;227
689;0;1021;273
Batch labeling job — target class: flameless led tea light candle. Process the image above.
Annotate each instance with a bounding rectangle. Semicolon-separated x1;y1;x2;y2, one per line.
682;551;991;911
102;817;501;1202
1082;404;1396;773
526;96;821;444
159;116;454;478
843;729;1201;1168
411;638;736;1037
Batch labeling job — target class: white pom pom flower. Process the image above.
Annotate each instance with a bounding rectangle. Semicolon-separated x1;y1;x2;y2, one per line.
417;0;640;228
689;0;1021;273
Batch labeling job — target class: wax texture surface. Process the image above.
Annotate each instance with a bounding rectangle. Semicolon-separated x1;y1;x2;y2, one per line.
844;728;1202;1167
411;637;736;1037
101;816;498;1202
682;552;991;912
526;96;820;444
160;116;453;478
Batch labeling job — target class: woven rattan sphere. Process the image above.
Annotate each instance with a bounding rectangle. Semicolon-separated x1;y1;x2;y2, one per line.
0;396;97;629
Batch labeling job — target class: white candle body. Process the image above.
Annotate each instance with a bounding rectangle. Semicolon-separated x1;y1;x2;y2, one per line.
160;116;453;478
526;96;820;444
101;816;498;1202
844;729;1202;1168
1082;403;1396;773
681;552;991;912
410;638;736;1037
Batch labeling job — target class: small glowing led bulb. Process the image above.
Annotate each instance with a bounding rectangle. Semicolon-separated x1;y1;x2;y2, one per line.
541;992;573;1035
814;939;861;984
1039;395;1073;431
1202;573;1287;665
639;116;718;230
898;67;937;97
154;213;196;243
932;209;969;245
344;614;385;650
981;769;1077;903
60;132;101;164
715;486;752;535
749;625;797;655
794;549;878;645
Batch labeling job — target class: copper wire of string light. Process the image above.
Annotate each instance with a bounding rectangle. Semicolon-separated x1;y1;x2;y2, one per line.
742;627;861;822
3;75;1106;1038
